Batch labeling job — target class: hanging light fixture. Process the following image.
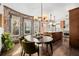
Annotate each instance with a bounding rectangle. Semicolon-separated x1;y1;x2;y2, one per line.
39;3;43;34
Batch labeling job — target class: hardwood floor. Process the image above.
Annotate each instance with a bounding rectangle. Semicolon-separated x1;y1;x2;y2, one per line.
1;38;79;56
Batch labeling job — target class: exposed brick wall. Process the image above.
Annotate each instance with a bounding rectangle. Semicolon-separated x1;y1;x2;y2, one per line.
3;6;33;42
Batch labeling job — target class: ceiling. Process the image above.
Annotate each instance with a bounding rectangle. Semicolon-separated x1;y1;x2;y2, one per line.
3;3;79;20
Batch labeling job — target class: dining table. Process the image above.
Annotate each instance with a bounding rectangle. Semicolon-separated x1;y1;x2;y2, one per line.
24;35;53;55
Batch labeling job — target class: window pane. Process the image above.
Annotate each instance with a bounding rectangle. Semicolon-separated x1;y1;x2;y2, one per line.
34;20;39;35
24;19;32;35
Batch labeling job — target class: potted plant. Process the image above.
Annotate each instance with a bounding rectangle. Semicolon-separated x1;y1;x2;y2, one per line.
1;32;14;51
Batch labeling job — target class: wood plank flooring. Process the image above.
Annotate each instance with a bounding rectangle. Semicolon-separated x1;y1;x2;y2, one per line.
1;38;79;56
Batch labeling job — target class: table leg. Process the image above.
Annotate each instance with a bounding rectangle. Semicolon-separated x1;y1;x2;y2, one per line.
46;44;48;52
49;42;53;55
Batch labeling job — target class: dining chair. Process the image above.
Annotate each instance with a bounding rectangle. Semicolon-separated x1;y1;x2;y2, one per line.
19;36;39;56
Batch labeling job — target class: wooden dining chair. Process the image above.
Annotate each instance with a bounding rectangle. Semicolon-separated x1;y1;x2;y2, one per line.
19;36;39;56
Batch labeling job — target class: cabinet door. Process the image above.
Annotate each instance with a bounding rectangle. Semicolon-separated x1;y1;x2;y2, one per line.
69;8;79;48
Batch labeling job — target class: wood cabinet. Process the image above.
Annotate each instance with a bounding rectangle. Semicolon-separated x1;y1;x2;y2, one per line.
44;32;62;43
69;7;79;48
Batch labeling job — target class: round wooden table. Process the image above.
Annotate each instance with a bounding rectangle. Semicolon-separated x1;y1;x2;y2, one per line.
24;35;53;55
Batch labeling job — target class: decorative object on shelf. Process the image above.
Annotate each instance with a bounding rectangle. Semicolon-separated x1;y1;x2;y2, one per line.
1;32;14;51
